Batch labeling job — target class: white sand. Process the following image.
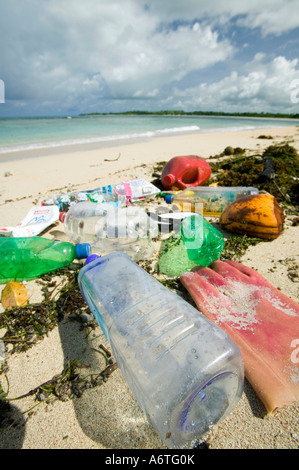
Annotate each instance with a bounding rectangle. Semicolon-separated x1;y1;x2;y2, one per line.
0;126;298;450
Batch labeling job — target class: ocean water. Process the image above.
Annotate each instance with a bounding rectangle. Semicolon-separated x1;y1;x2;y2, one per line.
0;114;298;155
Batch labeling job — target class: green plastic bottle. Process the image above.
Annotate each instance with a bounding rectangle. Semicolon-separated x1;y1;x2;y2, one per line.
181;214;225;267
0;236;91;283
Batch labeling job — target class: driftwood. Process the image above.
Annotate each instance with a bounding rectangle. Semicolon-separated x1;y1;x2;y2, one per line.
104;152;121;162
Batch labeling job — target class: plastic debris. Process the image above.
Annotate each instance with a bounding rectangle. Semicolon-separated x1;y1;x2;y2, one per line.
0;206;59;237
161;155;211;190
220;193;284;240
63;202;159;261
42;178;160;211
164;186;259;217
78;252;244;449
181;260;299;413
158;235;198;277
181;214;225;267
0;237;91;283
1;281;29;309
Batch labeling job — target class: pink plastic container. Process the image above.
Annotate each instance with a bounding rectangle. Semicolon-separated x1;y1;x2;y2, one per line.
161;155;211;190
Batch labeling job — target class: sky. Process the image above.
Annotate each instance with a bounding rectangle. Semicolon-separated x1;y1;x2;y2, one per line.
0;0;299;117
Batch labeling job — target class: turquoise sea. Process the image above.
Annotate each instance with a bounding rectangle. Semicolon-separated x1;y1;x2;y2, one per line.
0;114;298;156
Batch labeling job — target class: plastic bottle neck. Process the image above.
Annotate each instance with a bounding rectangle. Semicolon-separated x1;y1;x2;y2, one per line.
163;174;175;187
165;194;174;204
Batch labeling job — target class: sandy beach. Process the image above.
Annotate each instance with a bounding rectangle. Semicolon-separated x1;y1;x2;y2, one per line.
0;125;298;450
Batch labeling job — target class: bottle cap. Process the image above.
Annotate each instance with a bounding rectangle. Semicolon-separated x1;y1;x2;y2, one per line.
165;195;173;204
85;254;101;265
75;243;92;259
162;174;175;187
59;212;67;222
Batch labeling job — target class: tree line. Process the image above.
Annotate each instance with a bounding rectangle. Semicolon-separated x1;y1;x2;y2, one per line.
80;110;299;119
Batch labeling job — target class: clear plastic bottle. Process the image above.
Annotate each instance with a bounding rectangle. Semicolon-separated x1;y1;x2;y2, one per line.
42;189;125;212
62;202;159;262
0;236;91;283
42;178;160;211
78;252;244;449
165;186;259;216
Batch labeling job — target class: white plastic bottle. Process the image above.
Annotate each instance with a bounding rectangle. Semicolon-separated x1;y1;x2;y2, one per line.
78;252;244;449
62;202;159;261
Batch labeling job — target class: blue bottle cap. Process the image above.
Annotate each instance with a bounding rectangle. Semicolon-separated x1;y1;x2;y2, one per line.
165;195;173;204
75;243;92;259
85;254;100;265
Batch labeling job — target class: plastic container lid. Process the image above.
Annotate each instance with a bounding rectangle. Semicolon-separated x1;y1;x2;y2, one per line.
59;212;67;222
85;254;101;265
165;194;174;204
75;243;92;259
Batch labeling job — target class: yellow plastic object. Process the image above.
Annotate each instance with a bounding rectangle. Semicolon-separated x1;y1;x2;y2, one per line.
1;281;29;309
220;193;284;239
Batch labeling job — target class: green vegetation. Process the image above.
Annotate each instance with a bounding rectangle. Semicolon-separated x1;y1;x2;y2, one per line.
209;143;299;209
0;266;118;413
80;110;299;119
1;357;118;414
220;235;264;262
0;266;89;355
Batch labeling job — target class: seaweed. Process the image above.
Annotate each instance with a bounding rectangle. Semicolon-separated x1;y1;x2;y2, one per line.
210;156;264;187
223;146;246;156
0;266;90;356
209;143;299;209
0;262;120;416
151;161;167;190
221;235;264;262
1;354;118;414
0;301;58;354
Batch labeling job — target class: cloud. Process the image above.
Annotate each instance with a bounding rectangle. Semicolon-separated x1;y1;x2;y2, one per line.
0;0;299;115
170;55;299;113
99;21;234;98
235;0;299;36
0;2;232;96
145;0;299;35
